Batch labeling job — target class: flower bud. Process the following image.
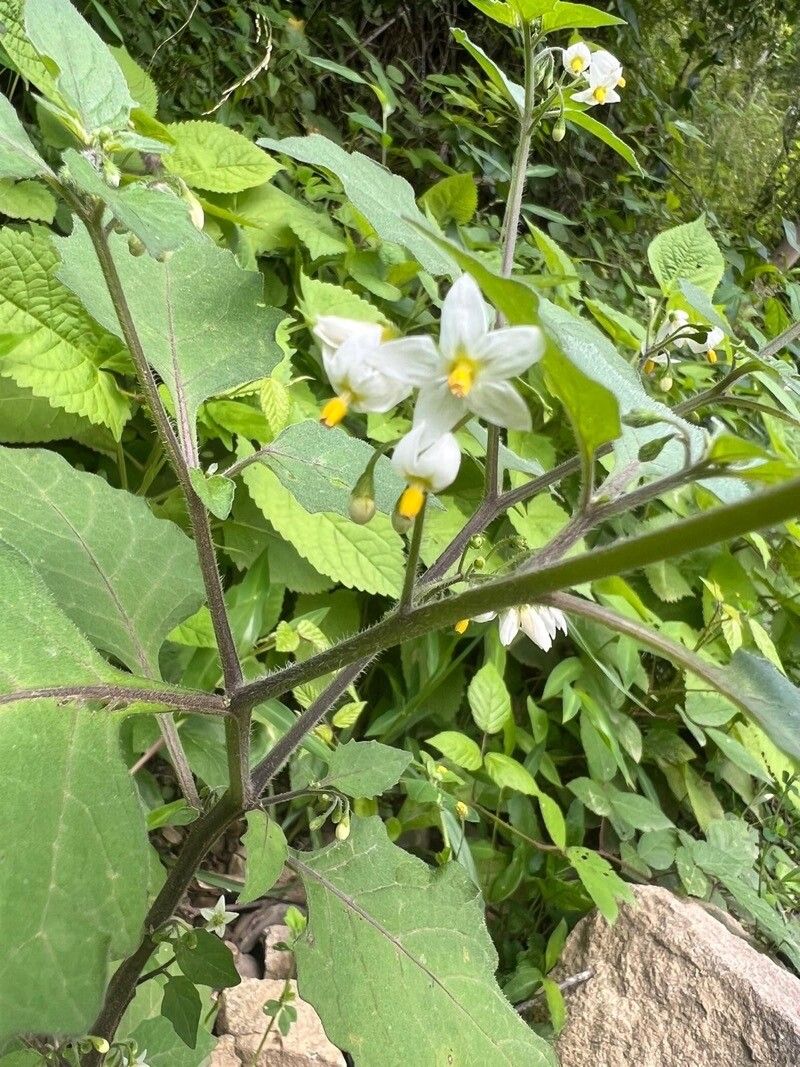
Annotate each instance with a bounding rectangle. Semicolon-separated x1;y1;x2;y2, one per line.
128;234;146;257
469;534;485;550
392;508;413;535
349;467;376;524
552;118;566;143
335;812;351;841
472;556;485;571
658;375;673;392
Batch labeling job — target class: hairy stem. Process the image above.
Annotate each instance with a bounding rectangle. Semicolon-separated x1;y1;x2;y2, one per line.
400;501;427;609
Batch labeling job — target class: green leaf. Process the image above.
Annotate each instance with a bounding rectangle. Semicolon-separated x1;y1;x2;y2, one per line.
466;0;518;26
232;182;346;258
55;223;284;449
485;752;537;794
24;0;133;133
259;134;455;275
427;730;483;771
239;811;288;904
321;740;412;798
584;298;646;350
0;1;60;103
716;650;800;761
0;376;96;443
645;560;693;602
420;173;478;226
607;786;673;832
564;108;639;172
0;178;55;221
566;846;634;922
637;828;677;870
111;46;158;115
293;817;558;1067
535;791;567;849
175;930;240;990
299;272;385;325
529;225;580;299
468;663;511;734
542;3;624;33
451;28;524;113
0;93;52;180
0;445;203;674
165;120;283;192
0;228;131;438
188;468;235;521
647;216;724;298
706;728;771;782
64;149;199;257
252;421;405;516
241;449;405;597
161;976;201;1048
0;546;149;1039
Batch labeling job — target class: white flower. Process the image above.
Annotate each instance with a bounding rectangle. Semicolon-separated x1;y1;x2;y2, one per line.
199;895;237;938
313;317;435;427
643;312;725;373
381;274;544;439
573;49;624;106
122;1051;149;1067
563;42;592;76
678;325;725;362
391;426;461;519
498;604;568;650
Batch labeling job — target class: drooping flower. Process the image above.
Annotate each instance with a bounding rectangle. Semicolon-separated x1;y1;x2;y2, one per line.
678;325;725;363
563;42;592;76
459;604;567;650
391;426;461;519
643;311;725;372
199;895;238;938
573;49;625;107
381;274;545;439
313;318;435;427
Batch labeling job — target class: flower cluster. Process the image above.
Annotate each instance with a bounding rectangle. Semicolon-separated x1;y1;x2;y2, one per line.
313;274;545;520
642;309;725;376
458;603;568;651
563;43;625;107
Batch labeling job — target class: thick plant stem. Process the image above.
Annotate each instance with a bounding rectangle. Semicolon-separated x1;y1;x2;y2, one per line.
85;794;242;1059
80;208;243;693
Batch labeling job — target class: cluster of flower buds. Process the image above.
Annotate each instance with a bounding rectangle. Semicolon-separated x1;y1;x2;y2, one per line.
314;274;545;524
562;42;625;107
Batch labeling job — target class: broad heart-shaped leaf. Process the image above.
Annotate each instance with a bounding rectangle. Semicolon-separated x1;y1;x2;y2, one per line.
239;811;288;903
0;227;131;438
253;421;406;515
0;445;203;675
541;2;625;32
0;547;150;1040
64;150;199;257
165;120;283;192
259;134;455;276
0;376;97;443
293;817;557;1067
420;173;478;227
55;222;283;451
0;178;56;221
24;0;133;133
647;216;724;298
0;93;52;179
240;443;405;597
319;740;412;798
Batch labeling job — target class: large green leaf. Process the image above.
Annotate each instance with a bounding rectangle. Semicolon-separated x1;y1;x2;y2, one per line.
259;134;455;275
241;443;405;598
0;1;60;103
451;28;524;112
0;177;56;221
250;421;406;515
165;120;283;192
24;0;133;133
0;228;131;438
319;740;412;798
0;446;203;675
0;376;96;443
55;222;284;450
293;817;557;1067
0;546;150;1039
647;216;724;298
563;108;640;173
541;2;624;32
0;92;52;180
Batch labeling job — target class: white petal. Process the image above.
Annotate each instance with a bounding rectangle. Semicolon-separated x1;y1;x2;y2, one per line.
426;433;462;492
706;327;725;349
390;425;423;481
377;334;441;386
469;379;532;431
588;50;622;85
498;608;521;647
477;326;546;379
349;363;411;412
549;607;569;635
572;87;599;106
314;316;383;350
413;381;465;440
472;611;497;623
391;426;461;492
563;42;591;74
440;274;489;359
519;605;553;651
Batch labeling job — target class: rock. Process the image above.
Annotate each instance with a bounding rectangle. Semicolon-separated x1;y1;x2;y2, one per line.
226;939;261;980
552;885;800;1067
218;978;345;1066
207;1034;241;1066
263;924;296;980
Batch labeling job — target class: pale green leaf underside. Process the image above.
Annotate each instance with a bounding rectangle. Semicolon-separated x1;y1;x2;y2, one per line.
294;817;557;1067
55;223;284;446
0;177;56;221
259;134;455;276
0;92;52;180
0;546;150;1039
241;444;405;597
0;376;97;444
0;445;204;675
0;227;131;438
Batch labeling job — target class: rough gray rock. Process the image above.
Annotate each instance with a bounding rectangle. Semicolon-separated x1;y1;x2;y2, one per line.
217;977;345;1066
263;924;296;980
553;885;800;1067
